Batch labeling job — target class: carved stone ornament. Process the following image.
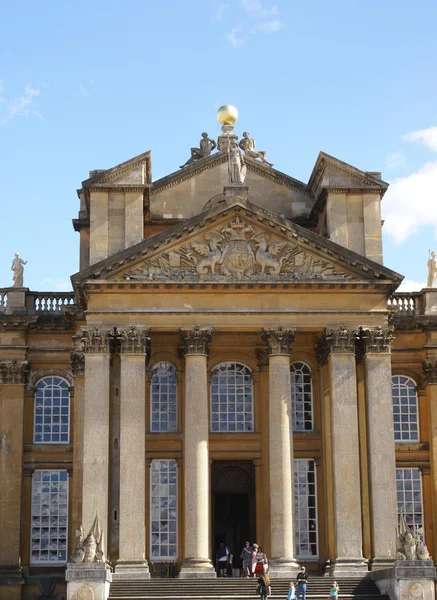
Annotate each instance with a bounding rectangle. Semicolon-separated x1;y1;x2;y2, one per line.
70;513;106;566
70;350;85;376
123;215;351;282
180;326;213;356
423;360;437;385
0;360;29;385
397;509;431;561
316;326;358;365
78;584;94;600
360;326;395;354
118;326;151;355
255;347;269;371
81;327;112;354
261;326;296;356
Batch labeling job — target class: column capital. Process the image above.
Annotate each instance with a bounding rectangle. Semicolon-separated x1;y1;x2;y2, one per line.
0;360;29;385
180;326;213;356
70;350;85;376
118;325;151;356
360;326;395;354
255;347;269;371
261;326;296;356
81;326;113;354
423;360;437;385
316;326;358;365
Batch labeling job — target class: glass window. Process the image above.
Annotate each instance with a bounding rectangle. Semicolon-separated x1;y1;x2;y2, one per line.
396;468;424;536
294;459;318;558
151;362;178;432
291;362;313;432
210;362;253;432
34;377;70;444
31;470;69;564
392;376;419;442
150;459;177;560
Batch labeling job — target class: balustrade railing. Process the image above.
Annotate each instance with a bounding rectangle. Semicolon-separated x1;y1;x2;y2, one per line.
0;290;7;309
31;292;76;313
387;292;420;316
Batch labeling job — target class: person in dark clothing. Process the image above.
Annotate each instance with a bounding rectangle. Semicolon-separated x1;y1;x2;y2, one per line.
257;572;271;600
296;566;308;600
216;543;228;577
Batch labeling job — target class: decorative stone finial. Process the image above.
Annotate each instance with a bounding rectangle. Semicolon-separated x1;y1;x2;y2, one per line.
11;253;27;288
427;250;437;288
217;104;238;127
71;512;106;565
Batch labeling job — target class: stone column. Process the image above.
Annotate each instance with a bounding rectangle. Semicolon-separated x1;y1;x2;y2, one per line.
318;327;367;575
179;326;216;578
81;327;112;558
115;326;150;579
0;360;28;598
261;327;298;577
361;327;397;569
423;359;437;559
70;350;85;544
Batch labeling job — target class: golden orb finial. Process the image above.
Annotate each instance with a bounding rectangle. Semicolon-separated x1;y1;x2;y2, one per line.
217;104;238;126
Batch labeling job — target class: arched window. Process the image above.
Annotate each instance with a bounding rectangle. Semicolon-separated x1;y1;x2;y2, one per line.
34;377;70;444
291;362;313;432
392;375;419;442
211;362;253;432
150;362;177;432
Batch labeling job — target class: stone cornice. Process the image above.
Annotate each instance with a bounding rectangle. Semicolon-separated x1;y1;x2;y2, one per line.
423;360;437;385
261;326;296;356
88;185;149;193
316;326;358;364
360;326;395;354
118;325;151;355
180;326;213;356
0;360;29;385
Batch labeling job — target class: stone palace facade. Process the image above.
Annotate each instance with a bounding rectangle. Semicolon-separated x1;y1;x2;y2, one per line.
1;116;437;599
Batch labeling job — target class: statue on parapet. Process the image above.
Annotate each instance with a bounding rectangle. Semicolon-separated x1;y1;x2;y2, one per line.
396;509;430;560
239;132;273;167
427;250;437;288
180;132;217;168
227;139;247;184
11;253;27;287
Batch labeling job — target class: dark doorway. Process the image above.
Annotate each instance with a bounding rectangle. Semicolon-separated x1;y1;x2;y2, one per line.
211;461;255;567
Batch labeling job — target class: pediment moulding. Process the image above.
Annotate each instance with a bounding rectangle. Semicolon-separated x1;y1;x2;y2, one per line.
0;360;29;385
80;325;151;356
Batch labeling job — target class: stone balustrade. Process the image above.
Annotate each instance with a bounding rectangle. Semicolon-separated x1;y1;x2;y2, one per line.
0;289;76;314
0;290;7;309
388;292;421;315
31;292;76;312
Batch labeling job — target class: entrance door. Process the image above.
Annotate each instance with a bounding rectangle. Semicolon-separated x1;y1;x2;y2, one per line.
211;461;255;565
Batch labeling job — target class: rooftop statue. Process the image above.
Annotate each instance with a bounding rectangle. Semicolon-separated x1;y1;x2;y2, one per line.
239;131;273;167
11;252;27;287
180;132;217;168
427;250;437;288
227;139;247;184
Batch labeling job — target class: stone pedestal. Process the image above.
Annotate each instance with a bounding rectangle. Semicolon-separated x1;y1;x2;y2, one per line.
362;327;397;569
422;289;437;315
179;327;216;579
115;328;150;579
262;327;299;577
224;185;249;200
66;563;112;600
371;560;436;600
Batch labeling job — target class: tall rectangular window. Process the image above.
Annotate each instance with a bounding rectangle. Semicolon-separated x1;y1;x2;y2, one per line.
396;468;424;534
31;470;69;564
150;459;177;560
294;459;318;558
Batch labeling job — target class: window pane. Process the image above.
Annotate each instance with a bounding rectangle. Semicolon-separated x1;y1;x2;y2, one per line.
396;468;424;537
150;363;178;433
294;459;318;558
210;363;253;433
291;363;313;432
392;376;419;442
150;460;177;560
33;378;70;444
31;470;69;564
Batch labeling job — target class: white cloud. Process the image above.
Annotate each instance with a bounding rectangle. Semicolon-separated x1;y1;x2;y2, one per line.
216;3;229;20
385;152;407;171
0;81;44;126
240;0;278;17
397;279;427;293
227;27;245;48
40;278;72;292
404;126;437;153
251;19;282;33
383;125;437;244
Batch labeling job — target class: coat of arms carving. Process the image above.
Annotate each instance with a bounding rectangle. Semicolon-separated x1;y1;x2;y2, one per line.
124;216;351;282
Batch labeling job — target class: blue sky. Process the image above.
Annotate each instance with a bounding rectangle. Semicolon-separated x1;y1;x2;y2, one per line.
1;0;436;292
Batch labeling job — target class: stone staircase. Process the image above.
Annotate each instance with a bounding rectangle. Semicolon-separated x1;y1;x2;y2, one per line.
109;577;388;600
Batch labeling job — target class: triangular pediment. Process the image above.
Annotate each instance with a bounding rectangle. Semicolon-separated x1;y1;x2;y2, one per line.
81;150;152;188
72;197;402;290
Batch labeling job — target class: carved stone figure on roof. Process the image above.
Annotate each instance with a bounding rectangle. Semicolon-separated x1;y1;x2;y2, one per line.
239;131;273;167
427;250;437;288
180;132;217;168
228;140;247;184
11;253;27;287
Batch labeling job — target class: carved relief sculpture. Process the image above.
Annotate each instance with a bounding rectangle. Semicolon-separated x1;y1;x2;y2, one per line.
11;252;27;287
228;140;247;184
0;360;29;385
70;513;105;565
397;509;430;561
180;133;217;168
124;215;351;282
239;132;273;167
427;250;437;288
